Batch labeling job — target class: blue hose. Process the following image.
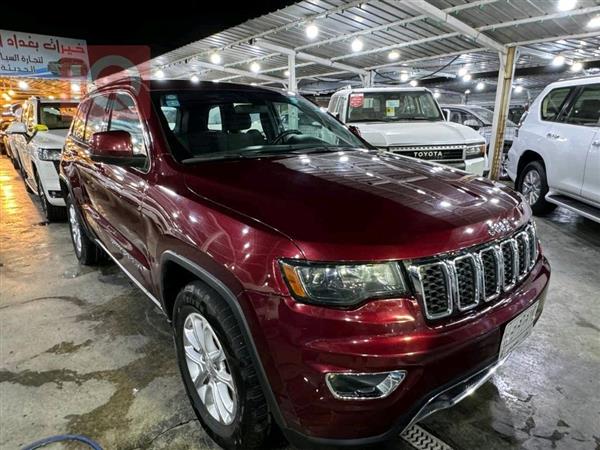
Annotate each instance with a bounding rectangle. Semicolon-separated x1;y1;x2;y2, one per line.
21;434;103;450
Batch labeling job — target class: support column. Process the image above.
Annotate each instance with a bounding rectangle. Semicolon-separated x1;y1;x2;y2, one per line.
489;46;517;180
287;53;297;92
360;70;374;87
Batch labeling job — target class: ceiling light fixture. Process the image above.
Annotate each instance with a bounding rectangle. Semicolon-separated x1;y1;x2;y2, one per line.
351;38;364;52
465;89;471;94
514;85;523;93
388;50;400;61
557;0;577;11
210;53;222;64
190;74;200;83
587;15;600;28
458;67;469;77
18;80;29;90
409;79;418;87
400;72;410;82
154;69;165;79
306;23;319;39
552;55;566;66
476;81;485;90
463;74;472;82
250;62;261;73
570;61;583;71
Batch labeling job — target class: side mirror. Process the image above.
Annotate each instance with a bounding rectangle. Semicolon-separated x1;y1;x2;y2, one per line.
34;124;49;132
463;119;481;130
7;122;27;135
442;109;450;121
89;130;146;168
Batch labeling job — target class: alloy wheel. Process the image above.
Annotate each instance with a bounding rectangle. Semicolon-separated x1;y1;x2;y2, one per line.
521;169;542;205
183;312;237;425
68;204;83;255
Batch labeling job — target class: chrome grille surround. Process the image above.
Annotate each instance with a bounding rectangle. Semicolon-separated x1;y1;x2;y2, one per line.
407;223;538;321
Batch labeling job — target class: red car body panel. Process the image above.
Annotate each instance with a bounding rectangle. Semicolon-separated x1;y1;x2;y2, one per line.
60;80;550;447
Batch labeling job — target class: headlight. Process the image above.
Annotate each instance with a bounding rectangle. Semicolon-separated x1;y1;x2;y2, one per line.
280;260;408;306
38;148;62;161
465;143;486;158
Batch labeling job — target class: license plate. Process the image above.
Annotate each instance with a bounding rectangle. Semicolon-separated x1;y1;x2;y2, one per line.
499;302;538;360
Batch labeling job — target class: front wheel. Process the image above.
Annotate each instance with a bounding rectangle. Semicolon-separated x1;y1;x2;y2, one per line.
66;194;103;265
516;161;556;215
173;282;270;450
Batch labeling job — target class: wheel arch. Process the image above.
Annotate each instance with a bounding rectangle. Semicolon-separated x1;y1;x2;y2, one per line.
158;250;289;431
517;150;545;184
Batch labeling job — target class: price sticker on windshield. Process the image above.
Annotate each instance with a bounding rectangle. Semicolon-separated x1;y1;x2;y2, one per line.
349;93;364;108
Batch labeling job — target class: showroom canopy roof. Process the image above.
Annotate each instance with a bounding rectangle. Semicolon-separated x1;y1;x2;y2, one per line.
146;0;600;91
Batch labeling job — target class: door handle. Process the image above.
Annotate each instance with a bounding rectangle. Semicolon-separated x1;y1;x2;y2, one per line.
546;132;561;139
592;141;600;147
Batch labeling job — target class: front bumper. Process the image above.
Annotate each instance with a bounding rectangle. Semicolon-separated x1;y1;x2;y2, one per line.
243;255;550;447
36;160;65;207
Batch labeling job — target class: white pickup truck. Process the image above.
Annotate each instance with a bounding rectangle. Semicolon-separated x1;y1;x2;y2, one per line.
328;87;487;175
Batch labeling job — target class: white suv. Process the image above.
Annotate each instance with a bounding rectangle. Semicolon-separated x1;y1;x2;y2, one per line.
506;76;600;222
328;87;487;175
10;97;78;221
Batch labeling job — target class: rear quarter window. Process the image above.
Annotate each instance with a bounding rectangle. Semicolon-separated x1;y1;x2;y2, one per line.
540;87;571;122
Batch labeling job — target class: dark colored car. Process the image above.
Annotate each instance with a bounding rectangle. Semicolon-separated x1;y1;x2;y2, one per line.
60;80;550;450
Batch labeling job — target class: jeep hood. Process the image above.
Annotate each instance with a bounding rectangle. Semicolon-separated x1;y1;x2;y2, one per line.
184;151;529;261
351;121;485;148
31;129;69;149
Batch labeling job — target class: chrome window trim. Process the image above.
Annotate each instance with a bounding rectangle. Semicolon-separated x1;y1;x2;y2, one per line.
408;262;453;320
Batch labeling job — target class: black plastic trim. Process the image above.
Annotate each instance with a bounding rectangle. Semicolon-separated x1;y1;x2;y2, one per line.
158;250;290;433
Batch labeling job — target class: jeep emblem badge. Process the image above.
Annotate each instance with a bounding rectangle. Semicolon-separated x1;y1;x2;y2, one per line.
487;219;513;236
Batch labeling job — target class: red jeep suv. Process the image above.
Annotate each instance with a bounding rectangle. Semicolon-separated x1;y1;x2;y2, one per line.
60;79;550;449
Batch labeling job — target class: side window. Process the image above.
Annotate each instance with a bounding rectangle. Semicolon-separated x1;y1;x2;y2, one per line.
109;93;147;156
561;85;600;127
71;100;90;141
207;106;222;131
541;88;571;122
84;94;111;142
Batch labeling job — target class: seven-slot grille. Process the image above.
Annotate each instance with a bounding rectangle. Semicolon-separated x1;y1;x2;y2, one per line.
409;223;538;320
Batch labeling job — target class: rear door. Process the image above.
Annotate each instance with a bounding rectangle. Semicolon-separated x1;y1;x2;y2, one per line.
547;84;600;196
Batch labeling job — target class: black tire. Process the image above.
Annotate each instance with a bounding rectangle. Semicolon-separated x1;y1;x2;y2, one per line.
66;194;102;265
35;171;66;222
173;282;270;450
516;160;556;215
10;152;20;170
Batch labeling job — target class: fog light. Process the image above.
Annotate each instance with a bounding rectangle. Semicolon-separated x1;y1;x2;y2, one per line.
326;370;406;400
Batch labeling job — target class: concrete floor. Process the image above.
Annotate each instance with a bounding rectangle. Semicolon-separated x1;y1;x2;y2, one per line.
1;155;599;450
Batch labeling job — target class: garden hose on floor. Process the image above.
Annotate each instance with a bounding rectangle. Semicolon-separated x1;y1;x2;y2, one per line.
21;434;103;450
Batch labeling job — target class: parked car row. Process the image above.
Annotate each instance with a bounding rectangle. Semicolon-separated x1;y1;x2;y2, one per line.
4;97;78;221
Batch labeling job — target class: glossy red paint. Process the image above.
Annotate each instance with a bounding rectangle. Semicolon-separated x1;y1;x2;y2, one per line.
89;130;134;157
60;80;551;447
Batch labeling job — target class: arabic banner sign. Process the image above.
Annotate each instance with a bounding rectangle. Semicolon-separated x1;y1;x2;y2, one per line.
0;30;89;79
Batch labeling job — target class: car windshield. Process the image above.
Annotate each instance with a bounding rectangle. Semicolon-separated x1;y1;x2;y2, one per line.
347;90;443;122
39;103;77;129
153;89;365;162
468;106;516;127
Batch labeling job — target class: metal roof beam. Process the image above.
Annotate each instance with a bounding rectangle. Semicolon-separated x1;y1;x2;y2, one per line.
407;0;506;53
192;60;286;85
253;39;368;76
